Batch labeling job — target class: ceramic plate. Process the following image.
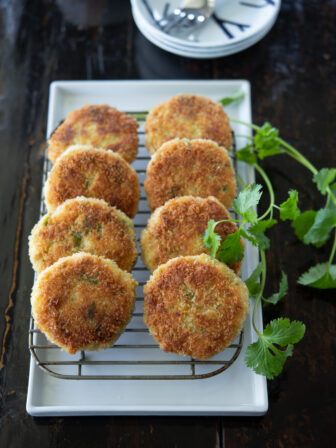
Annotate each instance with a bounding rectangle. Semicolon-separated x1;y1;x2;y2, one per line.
132;0;281;49
26;80;268;416
132;3;279;58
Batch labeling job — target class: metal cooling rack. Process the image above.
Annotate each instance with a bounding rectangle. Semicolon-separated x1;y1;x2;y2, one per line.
28;113;244;380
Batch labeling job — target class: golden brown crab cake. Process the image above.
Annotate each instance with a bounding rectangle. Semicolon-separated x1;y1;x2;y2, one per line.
48;104;138;164
31;253;138;354
144;138;236;210
144;254;249;360
141;196;242;274
145;94;232;154
45;145;140;217
29;197;137;273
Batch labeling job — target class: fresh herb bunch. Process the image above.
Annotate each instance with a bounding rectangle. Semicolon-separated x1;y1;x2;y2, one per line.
222;91;336;289
203;184;306;379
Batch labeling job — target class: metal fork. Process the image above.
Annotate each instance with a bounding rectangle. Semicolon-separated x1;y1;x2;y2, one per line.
158;0;215;35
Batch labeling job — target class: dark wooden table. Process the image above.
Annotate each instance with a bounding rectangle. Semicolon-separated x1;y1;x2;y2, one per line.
1;1;335;446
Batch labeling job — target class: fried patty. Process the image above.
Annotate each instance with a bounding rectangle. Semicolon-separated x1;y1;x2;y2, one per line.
48;104;139;163
144;138;236;210
29;197;137;273
31;253;138;354
141;196;242;274
45;145;140;217
143;254;249;360
145;94;232;154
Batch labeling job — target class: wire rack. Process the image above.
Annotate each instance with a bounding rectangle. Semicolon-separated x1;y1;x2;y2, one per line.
28;113;244;380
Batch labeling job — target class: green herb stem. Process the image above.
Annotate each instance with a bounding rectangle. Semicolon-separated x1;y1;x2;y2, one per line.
219;90;245;106
235;134;253;140
129;112;148;120
214;218;244;228
237;174;247;189
252;249;267;336
278;138;318;175
230;117;260;132
277;139;336;204
328;229;336;270
330;190;336;203
254;163;275;220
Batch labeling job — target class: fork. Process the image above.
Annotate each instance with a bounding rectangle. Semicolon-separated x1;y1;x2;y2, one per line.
158;0;215;36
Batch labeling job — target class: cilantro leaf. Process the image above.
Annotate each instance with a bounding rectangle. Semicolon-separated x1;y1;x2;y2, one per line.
279;190;300;221
233;184;262;224
245;262;263;297
298;263;336;289
217;230;244;266
246;339;293;380
252;232;271;250
291;210;317;242
247;219;277;250
219;89;245;106
313;168;336;195
233;184;262;216
245;318;306;379
254;123;284;159
249;219;277;234
263;271;288;305
236;145;257;165
240;227;258;246
264;318;305;346
203;219;221;258
303;205;336;246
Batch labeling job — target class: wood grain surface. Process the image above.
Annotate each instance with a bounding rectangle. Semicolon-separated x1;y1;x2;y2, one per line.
0;1;335;447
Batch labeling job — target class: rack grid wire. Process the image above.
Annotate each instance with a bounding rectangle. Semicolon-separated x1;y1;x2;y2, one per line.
29;113;244;380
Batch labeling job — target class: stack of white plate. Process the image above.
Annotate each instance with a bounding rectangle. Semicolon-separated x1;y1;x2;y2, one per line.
131;0;281;59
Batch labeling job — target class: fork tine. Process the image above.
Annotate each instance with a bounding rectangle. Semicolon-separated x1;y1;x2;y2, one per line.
158;11;178;30
158;0;214;36
161;11;187;33
163;3;170;18
167;14;191;33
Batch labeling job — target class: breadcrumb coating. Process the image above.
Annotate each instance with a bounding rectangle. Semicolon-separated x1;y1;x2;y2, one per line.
145;94;232;154
144;138;236;210
31;253;138;354
48;104;138;163
141;196;242;274
144;254;249;360
29;197;137;273
45;145;140;217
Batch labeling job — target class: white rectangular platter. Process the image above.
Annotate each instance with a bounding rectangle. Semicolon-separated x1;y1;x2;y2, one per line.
26;80;268;416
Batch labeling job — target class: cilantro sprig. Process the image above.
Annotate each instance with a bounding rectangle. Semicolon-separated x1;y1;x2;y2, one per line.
203;185;305;379
226;108;336;289
245;318;305;379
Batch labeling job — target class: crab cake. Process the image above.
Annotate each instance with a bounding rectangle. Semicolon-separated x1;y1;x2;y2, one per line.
145;94;232;154
144;138;236;210
48;104;138;164
45;145;140;217
141;196;242;274
31;253;138;354
29;197;137;273
144;254;249;360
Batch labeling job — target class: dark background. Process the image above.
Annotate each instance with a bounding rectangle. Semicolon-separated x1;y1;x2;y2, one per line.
0;0;335;446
